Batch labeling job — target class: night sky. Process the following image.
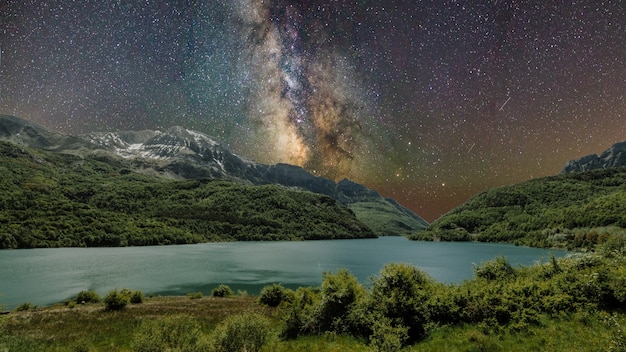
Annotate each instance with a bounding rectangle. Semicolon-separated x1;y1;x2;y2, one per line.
1;1;625;222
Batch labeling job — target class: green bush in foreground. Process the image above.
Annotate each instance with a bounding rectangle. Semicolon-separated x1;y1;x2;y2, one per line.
130;290;144;304
272;252;626;350
14;303;36;312
258;283;286;307
187;292;203;299
312;268;367;335
75;290;100;304
104;289;129;311
212;285;234;298
473;256;516;281
368;263;434;343
210;313;273;352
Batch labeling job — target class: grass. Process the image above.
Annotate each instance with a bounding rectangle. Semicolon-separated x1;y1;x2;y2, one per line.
414;310;626;352
0;296;272;351
2;295;624;351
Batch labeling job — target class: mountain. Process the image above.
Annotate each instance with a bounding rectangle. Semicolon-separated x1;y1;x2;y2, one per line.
0;139;375;248
0;115;428;235
560;141;626;174
0;115;96;153
410;166;626;250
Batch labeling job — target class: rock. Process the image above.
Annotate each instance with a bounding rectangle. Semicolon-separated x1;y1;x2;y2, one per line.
561;141;626;174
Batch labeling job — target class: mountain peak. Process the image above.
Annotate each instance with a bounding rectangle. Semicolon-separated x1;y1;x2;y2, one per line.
0;115;429;235
561;141;626;174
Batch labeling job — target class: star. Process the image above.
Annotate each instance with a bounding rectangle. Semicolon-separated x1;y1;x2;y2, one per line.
1;0;624;221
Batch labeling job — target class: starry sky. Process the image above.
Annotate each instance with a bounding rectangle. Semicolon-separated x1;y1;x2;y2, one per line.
1;0;625;222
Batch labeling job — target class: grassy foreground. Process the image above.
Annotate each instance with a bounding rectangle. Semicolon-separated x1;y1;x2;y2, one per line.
1;293;624;351
0;295;369;352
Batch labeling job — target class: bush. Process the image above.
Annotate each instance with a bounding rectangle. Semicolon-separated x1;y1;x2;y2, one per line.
212;284;233;298
311;269;367;334
132;315;209;352
210;313;273;352
187;292;203;299
75;290;100;304
258;283;286;307
474;256;516;281
279;287;320;339
14;302;36;312
104;289;129;311
369;263;434;343
369;317;409;352
130;290;144;304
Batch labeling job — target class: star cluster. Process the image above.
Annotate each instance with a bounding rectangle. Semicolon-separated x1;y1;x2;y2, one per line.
1;0;624;221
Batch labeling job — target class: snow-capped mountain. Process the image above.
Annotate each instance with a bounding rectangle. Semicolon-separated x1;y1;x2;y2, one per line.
82;126;221;161
0;115;429;234
80;125;264;182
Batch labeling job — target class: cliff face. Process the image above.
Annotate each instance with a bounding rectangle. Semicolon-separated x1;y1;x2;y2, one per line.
561;142;626;174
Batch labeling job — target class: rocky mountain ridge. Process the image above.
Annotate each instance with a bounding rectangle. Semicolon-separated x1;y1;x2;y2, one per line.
0;115;428;235
561;141;626;174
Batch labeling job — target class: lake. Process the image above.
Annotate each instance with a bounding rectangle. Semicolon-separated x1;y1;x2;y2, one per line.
0;237;569;309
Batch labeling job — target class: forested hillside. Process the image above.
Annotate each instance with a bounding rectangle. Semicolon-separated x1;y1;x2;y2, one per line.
411;167;626;250
0;141;374;249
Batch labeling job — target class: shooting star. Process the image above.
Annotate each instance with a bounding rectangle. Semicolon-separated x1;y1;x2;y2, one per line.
499;96;512;111
467;143;476;154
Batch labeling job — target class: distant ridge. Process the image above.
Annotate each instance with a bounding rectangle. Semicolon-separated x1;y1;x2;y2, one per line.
561;141;626;174
0;115;94;152
0;115;428;235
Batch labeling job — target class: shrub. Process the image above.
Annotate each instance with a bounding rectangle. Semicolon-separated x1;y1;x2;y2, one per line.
75;290;100;304
311;269;367;334
258;283;286;307
369;317;409;352
474;256;516;281
130;290;144;304
14;302;36;312
104;289;129;311
369;263;434;343
132;315;209;352
212;284;233;298
279;287;320;339
210;313;273;352
187;292;203;299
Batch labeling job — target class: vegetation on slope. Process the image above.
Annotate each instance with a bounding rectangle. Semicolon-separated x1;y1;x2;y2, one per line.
349;200;427;236
410;166;626;250
0;141;374;249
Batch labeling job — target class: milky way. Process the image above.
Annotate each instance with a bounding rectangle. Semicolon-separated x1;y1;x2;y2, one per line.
229;0;382;180
1;1;625;221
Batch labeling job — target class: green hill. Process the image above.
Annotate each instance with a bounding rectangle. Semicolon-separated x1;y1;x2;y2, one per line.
0;141;374;249
410;167;626;250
